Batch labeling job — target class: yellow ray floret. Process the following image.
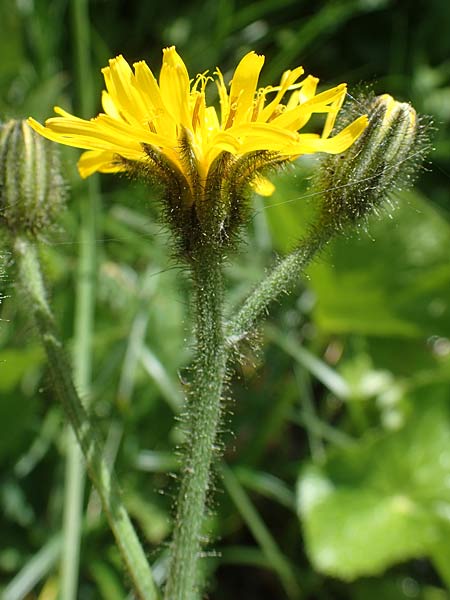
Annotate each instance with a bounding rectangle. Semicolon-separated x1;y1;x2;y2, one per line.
28;46;367;188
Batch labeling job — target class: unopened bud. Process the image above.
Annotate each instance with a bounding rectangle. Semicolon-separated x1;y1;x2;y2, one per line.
0;119;65;236
315;94;431;228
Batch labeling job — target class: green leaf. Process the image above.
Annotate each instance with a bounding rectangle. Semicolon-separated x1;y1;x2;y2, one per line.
296;399;450;580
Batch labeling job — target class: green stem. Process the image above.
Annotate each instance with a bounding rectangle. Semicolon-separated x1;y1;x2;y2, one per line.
164;247;227;600
61;0;99;595
226;227;333;346
61;442;84;600
14;235;160;600
164;224;333;598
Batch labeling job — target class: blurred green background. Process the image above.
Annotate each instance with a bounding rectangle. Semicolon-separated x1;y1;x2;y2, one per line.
1;0;450;598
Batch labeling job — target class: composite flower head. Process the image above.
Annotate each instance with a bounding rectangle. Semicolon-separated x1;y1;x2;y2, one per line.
28;48;367;252
28;47;367;193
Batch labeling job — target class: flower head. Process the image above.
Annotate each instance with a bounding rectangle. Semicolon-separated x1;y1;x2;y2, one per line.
28;48;367;252
29;47;366;194
0;120;65;236
315;93;431;228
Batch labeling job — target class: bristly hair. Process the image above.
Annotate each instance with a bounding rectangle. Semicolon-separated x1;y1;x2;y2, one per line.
313;92;433;231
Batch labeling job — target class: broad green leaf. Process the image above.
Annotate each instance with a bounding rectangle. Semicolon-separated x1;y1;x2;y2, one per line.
297;399;450;580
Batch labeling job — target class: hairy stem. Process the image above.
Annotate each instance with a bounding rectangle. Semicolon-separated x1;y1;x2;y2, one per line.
226;226;333;346
14;235;160;600
164;247;227;600
164;223;333;598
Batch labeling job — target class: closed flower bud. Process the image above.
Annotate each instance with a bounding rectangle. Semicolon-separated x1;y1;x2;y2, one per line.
0;119;65;237
315;93;431;228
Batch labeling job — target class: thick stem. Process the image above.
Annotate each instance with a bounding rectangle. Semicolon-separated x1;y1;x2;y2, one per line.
164;246;227;600
226;227;333;346
164;224;333;598
14;236;160;600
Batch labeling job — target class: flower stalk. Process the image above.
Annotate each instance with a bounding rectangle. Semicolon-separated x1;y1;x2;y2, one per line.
13;235;160;600
165;243;228;600
226;225;334;346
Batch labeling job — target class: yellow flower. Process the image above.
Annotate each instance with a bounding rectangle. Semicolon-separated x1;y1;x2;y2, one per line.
28;46;367;199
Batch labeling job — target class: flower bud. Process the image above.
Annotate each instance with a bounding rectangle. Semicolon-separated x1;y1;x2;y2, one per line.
315;94;431;228
0;119;65;236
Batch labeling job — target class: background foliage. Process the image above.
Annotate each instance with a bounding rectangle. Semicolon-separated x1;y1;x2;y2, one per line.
1;0;450;598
